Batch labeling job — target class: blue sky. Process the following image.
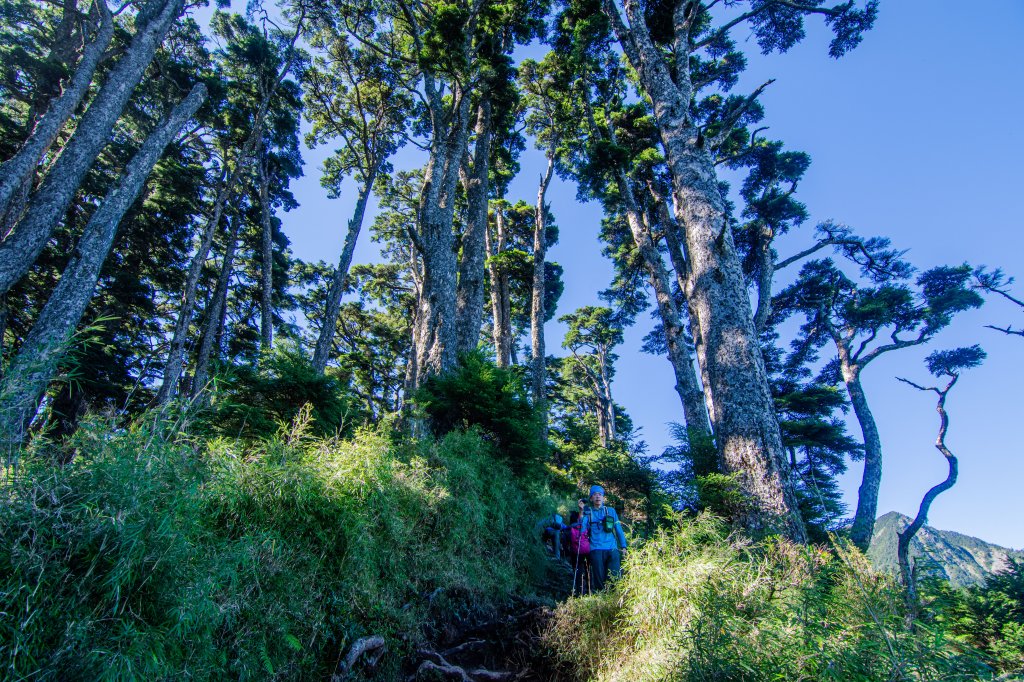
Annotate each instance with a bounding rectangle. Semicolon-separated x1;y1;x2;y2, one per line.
194;1;1024;546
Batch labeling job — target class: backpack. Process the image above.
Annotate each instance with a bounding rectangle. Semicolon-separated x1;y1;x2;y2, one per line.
568;526;590;556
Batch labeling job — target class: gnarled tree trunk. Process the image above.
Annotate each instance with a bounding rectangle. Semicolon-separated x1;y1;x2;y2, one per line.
843;359;884;550
258;152;274;353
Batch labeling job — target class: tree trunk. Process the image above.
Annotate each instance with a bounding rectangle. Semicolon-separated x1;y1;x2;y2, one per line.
618;172;710;435
665;134;805;540
603;0;804;540
896;378;959;627
0;0;114;229
158;17;304;402
531;154;555;431
0;84;205;447
652;185;717;435
752;221;776;334
455;98;492;357
258;153;274;353
157;166;230;403
0;0;184;297
487;201;511;367
311;160;380;374
844;361;884;550
412;92;471;385
192;211;241;395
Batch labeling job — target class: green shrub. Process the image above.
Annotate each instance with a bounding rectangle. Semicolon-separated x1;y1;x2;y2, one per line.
0;412;549;680
546;514;992;681
201;344;365;440
412;351;546;478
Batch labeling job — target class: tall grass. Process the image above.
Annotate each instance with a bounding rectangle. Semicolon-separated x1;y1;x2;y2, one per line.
546;514;993;681
0;411;550;680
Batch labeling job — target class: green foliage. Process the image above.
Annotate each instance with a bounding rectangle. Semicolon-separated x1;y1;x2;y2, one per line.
200;344;365;439
0;414;548;679
924;560;1024;675
546;514;992;681
413;351;546;478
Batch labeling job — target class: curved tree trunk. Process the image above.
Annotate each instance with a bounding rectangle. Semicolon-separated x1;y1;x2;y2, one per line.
0;0;114;229
0;84;205;447
0;0;184;297
311;160;380;374
897;377;959;627
455;98;492;357
844;363;884;550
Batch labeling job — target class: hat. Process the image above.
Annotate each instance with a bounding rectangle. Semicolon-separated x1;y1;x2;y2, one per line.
589;485;605;497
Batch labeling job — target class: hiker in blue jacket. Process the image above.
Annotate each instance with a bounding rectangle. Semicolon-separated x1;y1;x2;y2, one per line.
577;484;627;591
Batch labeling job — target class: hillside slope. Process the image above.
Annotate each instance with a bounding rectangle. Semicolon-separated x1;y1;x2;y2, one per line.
868;511;1024;587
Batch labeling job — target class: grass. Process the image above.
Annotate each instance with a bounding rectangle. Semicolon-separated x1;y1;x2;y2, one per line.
0;410;552;680
545;514;994;682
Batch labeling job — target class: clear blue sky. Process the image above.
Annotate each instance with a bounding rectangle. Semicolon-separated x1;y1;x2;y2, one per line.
194;1;1024;546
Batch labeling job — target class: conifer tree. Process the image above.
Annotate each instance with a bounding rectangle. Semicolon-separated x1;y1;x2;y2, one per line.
777;259;984;549
592;0;879;541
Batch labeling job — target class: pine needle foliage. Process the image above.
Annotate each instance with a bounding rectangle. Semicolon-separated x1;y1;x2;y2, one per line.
546;514;994;681
0;411;549;680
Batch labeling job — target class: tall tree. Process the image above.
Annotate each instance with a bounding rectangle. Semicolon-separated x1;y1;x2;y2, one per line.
157;9;305;402
595;0;879;541
777;259;984;549
560;306;623;448
303;20;410;373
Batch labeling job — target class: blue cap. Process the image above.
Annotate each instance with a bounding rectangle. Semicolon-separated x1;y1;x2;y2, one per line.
589;485;604;497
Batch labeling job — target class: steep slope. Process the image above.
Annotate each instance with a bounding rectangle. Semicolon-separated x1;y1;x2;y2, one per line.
868;511;1024;587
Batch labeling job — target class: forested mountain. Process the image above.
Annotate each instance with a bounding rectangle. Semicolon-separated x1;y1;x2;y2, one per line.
1;0;1022;678
869;511;1024;588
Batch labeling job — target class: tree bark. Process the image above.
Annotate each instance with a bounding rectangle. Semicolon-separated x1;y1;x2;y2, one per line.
843;359;884;551
0;84;205;447
455;98;492;357
531;154;555;431
0;0;114;230
412;90;472;385
617;172;710;434
603;0;805;541
486;202;511;367
258;152;274;353
0;0;184;297
311;159;380;374
192;211;241;395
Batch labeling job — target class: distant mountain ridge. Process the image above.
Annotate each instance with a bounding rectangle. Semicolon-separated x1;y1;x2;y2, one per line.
867;511;1024;588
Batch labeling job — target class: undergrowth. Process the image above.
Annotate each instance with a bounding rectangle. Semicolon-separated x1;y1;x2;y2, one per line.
546;514;994;681
0;410;551;680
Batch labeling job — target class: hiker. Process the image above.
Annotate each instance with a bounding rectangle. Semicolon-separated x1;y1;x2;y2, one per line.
578;485;627;591
566;510;591;595
541;513;567;558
